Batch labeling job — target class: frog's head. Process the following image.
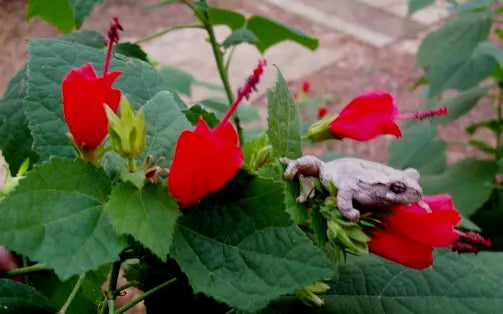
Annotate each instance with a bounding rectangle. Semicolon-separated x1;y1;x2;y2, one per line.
381;168;423;205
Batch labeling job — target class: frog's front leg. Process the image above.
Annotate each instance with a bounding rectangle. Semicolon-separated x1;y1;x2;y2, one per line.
279;155;323;179
336;189;361;222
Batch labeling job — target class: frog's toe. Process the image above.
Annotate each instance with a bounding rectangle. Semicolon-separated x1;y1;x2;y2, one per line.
343;209;360;222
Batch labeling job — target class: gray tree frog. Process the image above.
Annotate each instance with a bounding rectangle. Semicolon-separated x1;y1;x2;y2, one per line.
280;155;426;221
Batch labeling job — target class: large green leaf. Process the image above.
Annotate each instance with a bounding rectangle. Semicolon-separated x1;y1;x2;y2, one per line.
0;158;126;279
27;0;75;33
321;251;503;313
0;67;38;174
170;173;334;312
433;86;489;123
106;184;180;261
0;279;55;314
68;0;104;28
422;158;498;216
247;16;319;53
267;69;302;159
388;125;446;175
417;14;491;68
426;51;495;97
24;38;178;160
142;91;192;168
62;30;105;48
408;0;435;15
160;66;195;97
209;7;246;30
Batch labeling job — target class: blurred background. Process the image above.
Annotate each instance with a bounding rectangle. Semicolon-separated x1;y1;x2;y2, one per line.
0;0;494;162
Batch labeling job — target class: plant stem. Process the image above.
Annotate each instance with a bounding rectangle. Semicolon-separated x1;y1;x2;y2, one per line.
59;273;85;314
114;281;139;295
106;261;122;314
5;263;47;277
114;278;177;314
496;87;503;161
133;24;203;44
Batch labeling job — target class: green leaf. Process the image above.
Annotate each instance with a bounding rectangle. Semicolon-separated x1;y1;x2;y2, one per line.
421;158;498;216
209;7;246;30
160;66;195;97
467;119;501;134
0;158;126;279
389;125;446;175
0;67;39;174
320;250;503;313
408;0;435;15
142;91;192;168
27;0;75;33
247;16;319;53
433;87;489;124
267;68;302;159
474;41;503;64
426;52;495;97
469;139;497;154
69;0;104;28
448;0;493;13
171;173;334;312
106;184;180;261
30;267;108;313
25;38;179;160
0;279;55;313
222;28;259;48
309;206;327;248
183;104;219;128
417;14;491;68
114;42;149;62
237;104;261;122
198;97;228;113
62;30;105;48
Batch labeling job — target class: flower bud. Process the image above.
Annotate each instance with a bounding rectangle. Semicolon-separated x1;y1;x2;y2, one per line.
249;145;272;169
295;281;330;307
304;115;339;143
105;97;146;170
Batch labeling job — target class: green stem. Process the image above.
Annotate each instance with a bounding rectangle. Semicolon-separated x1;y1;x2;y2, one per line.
127;156;135;172
5;263;47;277
106;261;122;314
224;46;236;73
114;278;177;314
59;273;85;314
114;281;139;296
133;24;203;44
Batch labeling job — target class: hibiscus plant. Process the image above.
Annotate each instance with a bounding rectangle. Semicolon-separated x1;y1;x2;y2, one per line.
0;0;502;313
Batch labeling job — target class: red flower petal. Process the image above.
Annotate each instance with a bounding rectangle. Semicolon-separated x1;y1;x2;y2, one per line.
168;118;243;208
368;229;434;270
386;194;461;247
62;63;122;149
329;90;402;141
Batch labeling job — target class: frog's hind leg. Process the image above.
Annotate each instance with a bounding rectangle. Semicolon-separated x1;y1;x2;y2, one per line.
279;155;322;180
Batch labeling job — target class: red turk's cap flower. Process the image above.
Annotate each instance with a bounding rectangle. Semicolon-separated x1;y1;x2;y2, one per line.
302;80;311;94
328;90;447;142
168;119;243;207
62;64;122;150
61;17;123;152
318;106;328;119
368;194;461;269
168;60;266;208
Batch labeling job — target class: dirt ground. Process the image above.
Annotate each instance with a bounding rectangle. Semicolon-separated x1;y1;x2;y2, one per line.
0;0;496;164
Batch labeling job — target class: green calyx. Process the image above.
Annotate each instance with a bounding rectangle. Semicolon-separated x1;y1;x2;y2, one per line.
106;97;147;171
303;114;339;142
1;152;29;197
250;145;272;169
295;281;330;307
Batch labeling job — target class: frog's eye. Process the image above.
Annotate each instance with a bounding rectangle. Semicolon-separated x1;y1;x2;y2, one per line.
390;182;407;194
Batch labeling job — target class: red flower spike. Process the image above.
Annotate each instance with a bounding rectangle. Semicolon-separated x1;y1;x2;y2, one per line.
368;194;461;269
61;17;123;153
327;90;448;142
318;106;328;119
62;63;122;150
168;60;266;207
